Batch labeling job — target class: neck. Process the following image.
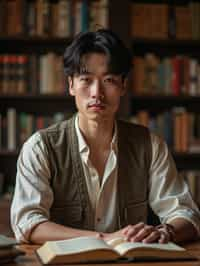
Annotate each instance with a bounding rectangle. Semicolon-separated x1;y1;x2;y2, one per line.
78;114;115;150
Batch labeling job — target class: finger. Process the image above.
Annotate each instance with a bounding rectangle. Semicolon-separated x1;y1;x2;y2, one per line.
122;223;144;236
142;230;161;243
130;225;155;242
122;225;132;235
124;223;145;241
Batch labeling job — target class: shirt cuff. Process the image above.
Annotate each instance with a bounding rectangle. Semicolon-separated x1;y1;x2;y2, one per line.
164;212;200;238
13;215;48;243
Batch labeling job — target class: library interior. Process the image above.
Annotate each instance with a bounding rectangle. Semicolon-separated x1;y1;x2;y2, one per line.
1;0;200;265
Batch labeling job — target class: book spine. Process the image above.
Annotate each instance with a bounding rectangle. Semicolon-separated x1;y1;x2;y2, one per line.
168;4;176;39
7;108;17;151
17;55;28;94
2;55;10;94
36;0;44;36
171;56;180;96
189;58;198;96
175;5;192;40
0;0;7;35
26;1;37;36
57;0;71;37
132;57;145;95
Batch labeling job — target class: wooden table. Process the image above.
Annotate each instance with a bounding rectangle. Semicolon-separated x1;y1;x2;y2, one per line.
4;240;200;266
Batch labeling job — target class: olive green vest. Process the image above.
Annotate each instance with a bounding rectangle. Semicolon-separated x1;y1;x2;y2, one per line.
39;114;154;231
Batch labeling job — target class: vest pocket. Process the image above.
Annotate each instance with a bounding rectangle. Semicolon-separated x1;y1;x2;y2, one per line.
125;200;148;225
50;203;83;228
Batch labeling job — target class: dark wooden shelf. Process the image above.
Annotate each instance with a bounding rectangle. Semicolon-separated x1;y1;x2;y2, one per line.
0;35;70;42
132;38;200;56
0;93;73;100
0;150;19;156
131;95;200;113
0;94;76;115
0;36;71;53
173;152;200;170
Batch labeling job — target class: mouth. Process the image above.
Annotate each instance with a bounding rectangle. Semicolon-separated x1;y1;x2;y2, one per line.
87;101;105;110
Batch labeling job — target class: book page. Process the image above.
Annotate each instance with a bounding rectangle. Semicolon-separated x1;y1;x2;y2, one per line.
52;236;113;255
113;241;185;256
106;237;126;248
0;235;17;248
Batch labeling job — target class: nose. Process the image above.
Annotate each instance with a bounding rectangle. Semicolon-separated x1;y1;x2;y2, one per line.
91;80;104;99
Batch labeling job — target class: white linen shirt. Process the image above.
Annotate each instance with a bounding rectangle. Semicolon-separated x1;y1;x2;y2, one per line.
11;117;200;242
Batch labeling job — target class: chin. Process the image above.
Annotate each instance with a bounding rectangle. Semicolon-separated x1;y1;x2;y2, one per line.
90;112;115;122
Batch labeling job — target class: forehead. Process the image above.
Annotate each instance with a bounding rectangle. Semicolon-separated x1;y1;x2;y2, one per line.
80;53;109;74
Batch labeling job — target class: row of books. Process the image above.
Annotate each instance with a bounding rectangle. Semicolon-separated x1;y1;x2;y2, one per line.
3;52;200;96
0;53;65;95
131;2;200;40
0;109;73;151
0;0;108;37
1;107;200;153
129;108;200;153
132;54;200;96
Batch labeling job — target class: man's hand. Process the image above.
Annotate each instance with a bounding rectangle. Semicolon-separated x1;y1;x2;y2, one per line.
122;223;171;243
101;222;171;243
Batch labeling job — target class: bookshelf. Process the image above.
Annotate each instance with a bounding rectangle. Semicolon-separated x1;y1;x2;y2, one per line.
0;34;76;193
0;0;199;232
0;94;76;115
0;0;131;194
1;0;200;194
130;0;200;206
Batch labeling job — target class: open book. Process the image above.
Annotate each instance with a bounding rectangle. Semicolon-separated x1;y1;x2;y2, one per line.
36;236;195;264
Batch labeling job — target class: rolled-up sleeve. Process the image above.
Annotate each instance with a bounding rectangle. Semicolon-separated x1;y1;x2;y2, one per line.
11;132;53;243
149;133;200;236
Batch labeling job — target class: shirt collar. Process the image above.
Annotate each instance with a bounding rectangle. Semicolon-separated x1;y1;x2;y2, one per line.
75;114;88;154
75;114;118;155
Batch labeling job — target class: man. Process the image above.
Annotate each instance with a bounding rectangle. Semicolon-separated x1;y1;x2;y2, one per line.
11;29;200;244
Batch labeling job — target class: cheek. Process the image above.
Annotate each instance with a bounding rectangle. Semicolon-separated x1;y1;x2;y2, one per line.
106;89;122;102
74;89;89;106
71;84;89;97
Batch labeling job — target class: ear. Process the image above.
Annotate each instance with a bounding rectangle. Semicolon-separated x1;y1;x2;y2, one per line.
120;78;128;96
68;76;75;96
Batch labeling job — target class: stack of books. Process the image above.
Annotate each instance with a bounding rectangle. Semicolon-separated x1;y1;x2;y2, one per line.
0;234;24;263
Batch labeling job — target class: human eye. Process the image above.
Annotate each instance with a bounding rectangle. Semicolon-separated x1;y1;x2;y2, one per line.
79;75;91;84
104;75;119;85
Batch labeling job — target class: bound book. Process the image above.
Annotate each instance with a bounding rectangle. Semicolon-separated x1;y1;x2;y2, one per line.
36;236;195;265
0;234;25;263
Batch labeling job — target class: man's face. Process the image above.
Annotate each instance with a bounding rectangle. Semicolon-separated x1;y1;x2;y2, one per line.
68;53;126;123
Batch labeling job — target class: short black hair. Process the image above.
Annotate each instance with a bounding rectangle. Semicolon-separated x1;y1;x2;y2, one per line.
63;29;132;79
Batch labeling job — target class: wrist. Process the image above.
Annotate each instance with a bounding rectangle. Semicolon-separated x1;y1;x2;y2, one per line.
156;223;176;242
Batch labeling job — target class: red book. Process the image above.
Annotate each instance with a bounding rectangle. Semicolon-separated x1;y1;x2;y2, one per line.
172;56;180;96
